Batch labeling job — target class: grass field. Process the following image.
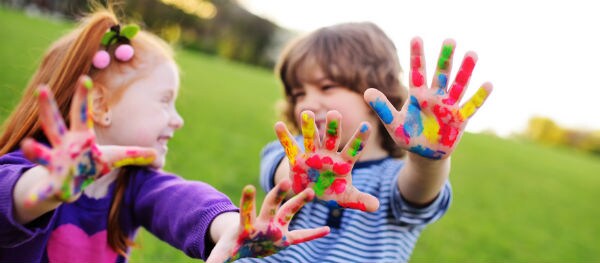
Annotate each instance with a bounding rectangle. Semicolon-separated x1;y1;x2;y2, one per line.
2;7;599;262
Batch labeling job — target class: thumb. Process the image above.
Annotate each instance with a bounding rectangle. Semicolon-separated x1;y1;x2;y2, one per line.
98;145;157;168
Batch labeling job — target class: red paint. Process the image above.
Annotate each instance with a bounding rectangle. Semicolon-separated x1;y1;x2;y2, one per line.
321;156;333;165
394;126;410;145
462;56;476;72
432;105;460;147
290;228;330;245
443;83;463;105
332;162;351;175
292;163;305;174
411;40;421;53
421;100;428;109
339;201;367;211
411;56;421;68
329;179;346;194
292;173;307;193
411;70;424;87
305;155;322;169
325;138;336;150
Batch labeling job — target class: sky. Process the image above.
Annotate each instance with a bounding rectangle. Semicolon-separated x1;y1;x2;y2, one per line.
236;0;598;136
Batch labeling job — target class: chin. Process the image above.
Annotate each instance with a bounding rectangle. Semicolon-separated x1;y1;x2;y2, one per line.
150;155;166;169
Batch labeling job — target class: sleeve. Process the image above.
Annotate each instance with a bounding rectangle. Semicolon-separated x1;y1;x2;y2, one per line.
128;169;239;260
259;140;287;193
0;151;58;248
390;171;452;227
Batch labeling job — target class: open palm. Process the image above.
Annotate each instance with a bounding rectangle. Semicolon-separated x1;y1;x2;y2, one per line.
206;179;330;263
274;110;379;212
20;75;157;205
364;37;493;160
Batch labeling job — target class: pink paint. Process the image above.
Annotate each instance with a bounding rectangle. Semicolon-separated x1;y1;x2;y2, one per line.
305;155;322;169
332;162;351;175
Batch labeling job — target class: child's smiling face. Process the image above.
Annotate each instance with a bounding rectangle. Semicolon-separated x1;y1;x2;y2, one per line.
95;59;184;168
291;67;379;149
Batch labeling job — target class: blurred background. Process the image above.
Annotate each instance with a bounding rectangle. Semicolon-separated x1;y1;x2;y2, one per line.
1;0;599;262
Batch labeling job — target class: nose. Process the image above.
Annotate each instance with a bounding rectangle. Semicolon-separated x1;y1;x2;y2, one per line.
170;110;184;130
297;87;324;113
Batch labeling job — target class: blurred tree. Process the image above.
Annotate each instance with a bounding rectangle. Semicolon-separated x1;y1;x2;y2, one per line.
525;116;600;156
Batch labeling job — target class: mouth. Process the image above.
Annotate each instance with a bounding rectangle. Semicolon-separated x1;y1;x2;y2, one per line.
157;135;173;151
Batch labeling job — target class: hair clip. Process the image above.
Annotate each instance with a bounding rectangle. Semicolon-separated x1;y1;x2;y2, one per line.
93;24;140;69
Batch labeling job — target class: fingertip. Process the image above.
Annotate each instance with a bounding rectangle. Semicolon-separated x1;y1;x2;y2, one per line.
442;38;456;47
303;188;315;201
326;110;341;120
482;82;494;93
279;178;292;191
465;51;479;62
363;88;381;101
80;75;93;90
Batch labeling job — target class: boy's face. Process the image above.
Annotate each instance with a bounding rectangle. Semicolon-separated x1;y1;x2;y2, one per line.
95;60;184;168
291;68;378;149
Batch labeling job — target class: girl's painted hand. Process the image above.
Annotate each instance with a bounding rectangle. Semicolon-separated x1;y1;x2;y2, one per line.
275;110;379;212
364;37;493;160
20;75;157;205
208;179;330;263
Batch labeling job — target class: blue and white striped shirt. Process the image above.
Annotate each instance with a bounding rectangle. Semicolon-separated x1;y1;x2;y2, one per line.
237;140;452;263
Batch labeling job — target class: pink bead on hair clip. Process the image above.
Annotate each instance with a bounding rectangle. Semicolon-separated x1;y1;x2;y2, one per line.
92;24;140;69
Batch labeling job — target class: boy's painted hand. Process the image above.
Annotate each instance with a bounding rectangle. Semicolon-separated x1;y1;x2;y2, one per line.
364;37;493;160
20;75;157;205
209;179;329;263
275;110;379;212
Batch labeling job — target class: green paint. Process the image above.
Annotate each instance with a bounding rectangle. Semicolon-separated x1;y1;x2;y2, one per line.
327;120;338;136
313;170;335;196
83;77;93;89
437;45;453;69
348;138;363;157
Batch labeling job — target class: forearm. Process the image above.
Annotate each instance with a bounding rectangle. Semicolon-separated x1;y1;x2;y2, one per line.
209;212;240;244
397;153;450;206
13;166;62;224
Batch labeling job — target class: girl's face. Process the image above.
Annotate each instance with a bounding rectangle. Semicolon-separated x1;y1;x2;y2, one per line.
291;68;380;150
96;60;184;168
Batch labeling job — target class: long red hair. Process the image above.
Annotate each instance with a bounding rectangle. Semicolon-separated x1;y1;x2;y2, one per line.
0;7;174;256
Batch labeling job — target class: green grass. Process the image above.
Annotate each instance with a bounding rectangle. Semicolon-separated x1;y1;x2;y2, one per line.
2;7;600;262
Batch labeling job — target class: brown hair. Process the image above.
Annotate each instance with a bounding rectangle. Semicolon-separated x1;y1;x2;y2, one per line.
0;7;174;256
276;22;408;157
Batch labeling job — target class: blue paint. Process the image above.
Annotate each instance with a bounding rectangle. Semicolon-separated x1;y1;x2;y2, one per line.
308;168;319;182
360;123;369;133
369;98;394;124
404;96;424;137
409;145;445;159
322;200;342;209
438;73;448;91
80;101;87;123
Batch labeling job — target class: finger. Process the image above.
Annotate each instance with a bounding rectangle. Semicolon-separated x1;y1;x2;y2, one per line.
340;122;371;163
240;185;257;230
275;188;315;228
21;138;52;166
287;226;330;245
274;121;301;166
459;82;493;121
443;52;478;105
37;85;67;147
300;111;320;153
409;37;427;89
70;75;94;131
430;39;456;95
258;178;292;222
100;145;157;168
339;190;380;212
323;110;342;152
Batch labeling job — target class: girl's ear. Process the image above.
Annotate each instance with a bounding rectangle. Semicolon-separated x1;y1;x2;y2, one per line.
91;83;112;127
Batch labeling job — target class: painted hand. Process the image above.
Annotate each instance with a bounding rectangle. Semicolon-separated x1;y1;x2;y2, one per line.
209;179;329;263
275;110;379;212
20;75;157;205
364;37;493;160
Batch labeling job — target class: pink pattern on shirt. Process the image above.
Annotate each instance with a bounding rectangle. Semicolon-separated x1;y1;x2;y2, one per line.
47;224;118;263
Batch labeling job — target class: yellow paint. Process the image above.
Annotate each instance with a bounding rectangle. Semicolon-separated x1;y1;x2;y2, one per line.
301;113;316;152
422;115;440;143
87;94;94;129
277;130;299;165
459;86;489;120
113;156;155;167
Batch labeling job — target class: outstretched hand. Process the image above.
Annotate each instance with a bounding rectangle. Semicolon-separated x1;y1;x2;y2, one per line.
206;179;330;263
20;75;157;205
364;37;493;160
274;110;379;212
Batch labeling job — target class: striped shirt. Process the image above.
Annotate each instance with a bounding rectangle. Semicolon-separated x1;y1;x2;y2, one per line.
237;140;452;263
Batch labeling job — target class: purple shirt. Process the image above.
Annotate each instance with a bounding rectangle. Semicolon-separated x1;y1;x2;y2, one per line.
0;150;238;262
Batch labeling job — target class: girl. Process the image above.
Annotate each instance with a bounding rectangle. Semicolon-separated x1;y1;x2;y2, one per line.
242;22;492;262
0;7;328;262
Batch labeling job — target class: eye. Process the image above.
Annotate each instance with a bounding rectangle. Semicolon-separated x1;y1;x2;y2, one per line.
291;90;305;100
322;85;338;91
